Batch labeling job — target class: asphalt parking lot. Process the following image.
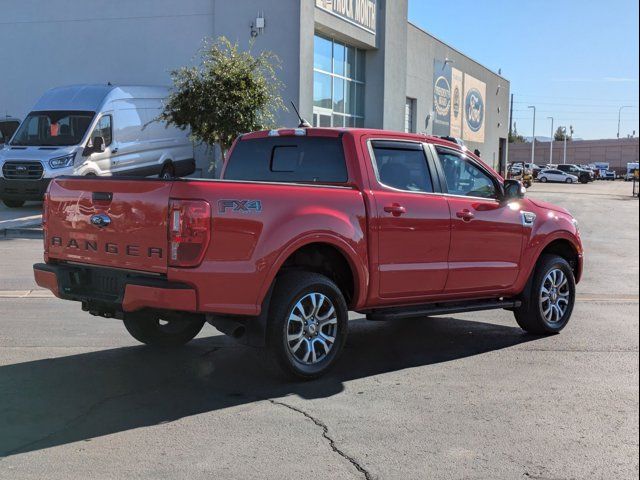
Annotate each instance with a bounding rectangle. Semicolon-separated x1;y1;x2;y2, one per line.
0;181;638;479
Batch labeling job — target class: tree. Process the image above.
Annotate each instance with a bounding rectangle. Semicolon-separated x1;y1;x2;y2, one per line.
554;126;568;141
509;122;528;143
159;37;285;172
554;125;575;142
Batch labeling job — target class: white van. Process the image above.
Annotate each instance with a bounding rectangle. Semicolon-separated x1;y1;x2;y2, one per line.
0;84;194;207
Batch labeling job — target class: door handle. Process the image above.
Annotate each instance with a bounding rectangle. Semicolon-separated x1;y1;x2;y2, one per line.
384;204;406;217
456;209;475;221
111;147;118;154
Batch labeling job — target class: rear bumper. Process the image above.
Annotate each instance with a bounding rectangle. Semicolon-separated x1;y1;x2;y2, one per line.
0;178;51;201
33;263;197;315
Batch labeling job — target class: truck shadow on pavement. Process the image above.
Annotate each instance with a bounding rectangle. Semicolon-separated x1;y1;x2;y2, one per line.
0;316;540;457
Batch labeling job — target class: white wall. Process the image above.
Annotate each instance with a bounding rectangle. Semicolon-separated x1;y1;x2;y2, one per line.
0;0;216;175
0;0;215;119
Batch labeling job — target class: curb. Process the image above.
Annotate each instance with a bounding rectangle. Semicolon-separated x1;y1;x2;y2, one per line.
0;226;43;239
0;215;43;239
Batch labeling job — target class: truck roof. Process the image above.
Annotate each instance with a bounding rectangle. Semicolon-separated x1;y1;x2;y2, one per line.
32;84;169;112
241;127;467;151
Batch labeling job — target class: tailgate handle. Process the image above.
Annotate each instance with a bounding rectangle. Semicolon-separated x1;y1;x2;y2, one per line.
92;192;113;203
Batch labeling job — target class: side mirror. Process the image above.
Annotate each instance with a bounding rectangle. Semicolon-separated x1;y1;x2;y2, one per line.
93;136;105;153
83;136;105;156
503;179;526;200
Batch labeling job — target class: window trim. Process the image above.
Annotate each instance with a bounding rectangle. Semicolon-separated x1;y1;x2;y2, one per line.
367;139;442;196
89;113;113;148
433;145;504;202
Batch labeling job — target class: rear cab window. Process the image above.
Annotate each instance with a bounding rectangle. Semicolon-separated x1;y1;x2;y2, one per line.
224;136;348;184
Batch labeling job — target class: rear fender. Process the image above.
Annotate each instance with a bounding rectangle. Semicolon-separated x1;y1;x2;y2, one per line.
257;234;368;311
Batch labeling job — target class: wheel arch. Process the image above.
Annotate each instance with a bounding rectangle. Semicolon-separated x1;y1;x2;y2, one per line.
530;236;583;286
258;236;368;311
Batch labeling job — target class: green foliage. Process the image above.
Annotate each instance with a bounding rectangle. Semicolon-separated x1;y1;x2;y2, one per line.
509;122;528;143
554;126;574;142
160;37;286;158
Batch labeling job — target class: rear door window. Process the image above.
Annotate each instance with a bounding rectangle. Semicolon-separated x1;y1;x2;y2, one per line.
370;142;434;193
224;136;348;183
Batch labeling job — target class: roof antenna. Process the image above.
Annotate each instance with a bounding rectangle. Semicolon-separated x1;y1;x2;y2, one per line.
291;101;311;128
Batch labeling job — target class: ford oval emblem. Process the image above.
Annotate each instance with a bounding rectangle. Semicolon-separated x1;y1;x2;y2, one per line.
465;87;485;133
90;213;111;228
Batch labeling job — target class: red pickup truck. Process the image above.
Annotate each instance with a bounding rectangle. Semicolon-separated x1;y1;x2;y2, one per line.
34;128;583;378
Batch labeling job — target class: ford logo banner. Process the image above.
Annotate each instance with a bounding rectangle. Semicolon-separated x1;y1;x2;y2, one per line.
465;87;485;133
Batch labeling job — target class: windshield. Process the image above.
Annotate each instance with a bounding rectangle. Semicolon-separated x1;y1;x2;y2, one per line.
10;111;95;146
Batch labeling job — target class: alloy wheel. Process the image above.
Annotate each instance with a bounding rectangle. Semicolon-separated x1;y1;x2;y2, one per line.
539;268;571;324
286;292;338;365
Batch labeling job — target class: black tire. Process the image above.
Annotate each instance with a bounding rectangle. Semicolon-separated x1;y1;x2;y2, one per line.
514;254;576;334
565;178;573;184
266;271;348;380
2;199;25;208
540;177;548;183
123;313;205;347
160;164;175;179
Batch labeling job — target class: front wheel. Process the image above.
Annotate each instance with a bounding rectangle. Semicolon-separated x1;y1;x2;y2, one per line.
2;199;25;208
123;313;205;346
566;178;573;184
514;254;576;334
266;272;348;379
540;177;548;183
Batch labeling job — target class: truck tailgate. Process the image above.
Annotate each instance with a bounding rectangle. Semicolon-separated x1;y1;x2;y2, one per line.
45;178;171;274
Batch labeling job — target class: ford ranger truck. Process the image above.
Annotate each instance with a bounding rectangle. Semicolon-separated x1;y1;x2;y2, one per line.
34;128;584;379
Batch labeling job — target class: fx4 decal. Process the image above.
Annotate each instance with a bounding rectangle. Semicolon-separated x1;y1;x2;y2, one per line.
218;199;263;214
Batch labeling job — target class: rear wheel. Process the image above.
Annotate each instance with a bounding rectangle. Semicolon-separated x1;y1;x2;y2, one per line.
566;178;573;184
266;271;348;379
514;254;576;334
123;313;205;346
540;177;548;183
1;199;25;208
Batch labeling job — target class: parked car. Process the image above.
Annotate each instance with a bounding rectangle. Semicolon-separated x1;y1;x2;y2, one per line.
624;163;639;181
523;162;543;178
538;169;579;184
34;128;584;379
0;84;195;208
555;164;593;183
0;116;20;146
592;162;616;180
507;162;533;187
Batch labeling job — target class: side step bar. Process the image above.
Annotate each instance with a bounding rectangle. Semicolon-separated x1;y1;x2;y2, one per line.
364;299;522;321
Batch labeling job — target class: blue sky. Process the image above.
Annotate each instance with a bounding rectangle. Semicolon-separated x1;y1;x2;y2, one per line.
408;0;639;140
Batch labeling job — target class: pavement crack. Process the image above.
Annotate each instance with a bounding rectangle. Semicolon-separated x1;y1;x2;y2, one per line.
269;399;373;480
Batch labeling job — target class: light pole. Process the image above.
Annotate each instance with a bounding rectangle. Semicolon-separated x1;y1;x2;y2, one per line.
561;126;568;164
547;116;554;165
618;106;632;138
528;106;536;164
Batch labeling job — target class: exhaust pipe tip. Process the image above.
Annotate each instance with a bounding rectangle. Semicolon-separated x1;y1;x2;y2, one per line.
206;315;246;339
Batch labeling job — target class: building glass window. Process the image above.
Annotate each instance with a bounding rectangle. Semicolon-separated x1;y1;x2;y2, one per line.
405;98;416;133
313;34;365;128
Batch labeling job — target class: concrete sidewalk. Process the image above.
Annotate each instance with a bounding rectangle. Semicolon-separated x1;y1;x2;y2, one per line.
0;201;42;236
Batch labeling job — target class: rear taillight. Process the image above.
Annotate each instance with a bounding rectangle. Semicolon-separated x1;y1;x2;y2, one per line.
168;199;211;267
42;193;49;256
